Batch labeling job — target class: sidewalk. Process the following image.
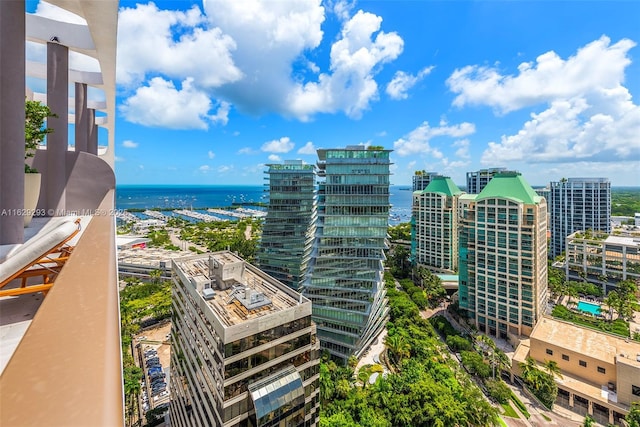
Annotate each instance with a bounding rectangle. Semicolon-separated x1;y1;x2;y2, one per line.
355;329;388;372
506;373;582;427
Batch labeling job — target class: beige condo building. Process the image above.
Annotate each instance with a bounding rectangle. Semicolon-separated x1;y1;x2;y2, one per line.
412;176;464;274
459;172;548;338
513;317;640;426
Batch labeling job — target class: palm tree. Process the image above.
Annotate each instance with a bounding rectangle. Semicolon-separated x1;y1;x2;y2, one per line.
347;355;358;370
603;291;620;321
357;368;370;389
319;363;334;402
566;284;579;308
543;359;563;380
583;414;595;427
519;357;540;388
370;376;392;408
616;280;638;321
495;348;511;377
475;334;501;378
476;334;496;352
385;334;410;366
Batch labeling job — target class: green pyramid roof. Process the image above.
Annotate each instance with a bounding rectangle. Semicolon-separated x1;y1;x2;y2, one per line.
422;176;463;196
476;172;541;204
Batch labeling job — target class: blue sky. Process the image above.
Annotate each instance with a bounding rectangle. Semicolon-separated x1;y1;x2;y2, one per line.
33;1;640;187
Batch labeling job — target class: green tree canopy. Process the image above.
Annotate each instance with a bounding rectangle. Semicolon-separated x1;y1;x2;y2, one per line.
25;99;56;173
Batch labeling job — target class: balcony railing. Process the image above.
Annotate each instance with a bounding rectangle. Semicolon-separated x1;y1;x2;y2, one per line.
0;190;124;426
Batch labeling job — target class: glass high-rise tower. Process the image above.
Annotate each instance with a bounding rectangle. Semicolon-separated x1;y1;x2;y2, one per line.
304;146;391;361
257;160;316;291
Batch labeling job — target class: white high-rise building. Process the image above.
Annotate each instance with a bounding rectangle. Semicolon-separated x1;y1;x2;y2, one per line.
466;168;516;194
548;178;611;259
412;170;440;192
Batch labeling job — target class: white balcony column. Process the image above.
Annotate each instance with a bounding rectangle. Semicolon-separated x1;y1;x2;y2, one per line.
46;41;68;214
88;109;97;155
0;0;25;244
74;82;88;152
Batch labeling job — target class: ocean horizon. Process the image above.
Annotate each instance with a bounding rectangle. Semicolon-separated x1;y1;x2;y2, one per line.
115;184;414;224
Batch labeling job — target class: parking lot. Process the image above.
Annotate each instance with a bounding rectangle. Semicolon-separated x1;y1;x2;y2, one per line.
135;322;171;414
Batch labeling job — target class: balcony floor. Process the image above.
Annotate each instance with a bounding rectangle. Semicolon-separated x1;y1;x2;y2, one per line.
0;216;91;375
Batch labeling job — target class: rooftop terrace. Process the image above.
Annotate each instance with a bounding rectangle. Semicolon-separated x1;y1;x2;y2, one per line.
531;317;640;367
173;252;307;328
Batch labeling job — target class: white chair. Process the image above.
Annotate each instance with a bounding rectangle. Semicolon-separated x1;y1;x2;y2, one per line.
0;218;81;297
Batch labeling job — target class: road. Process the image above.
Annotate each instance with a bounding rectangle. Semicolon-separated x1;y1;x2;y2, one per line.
167;228;207;252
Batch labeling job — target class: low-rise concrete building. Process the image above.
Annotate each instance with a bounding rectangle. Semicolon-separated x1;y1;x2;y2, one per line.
117;246;189;280
512;317;640;425
565;231;640;293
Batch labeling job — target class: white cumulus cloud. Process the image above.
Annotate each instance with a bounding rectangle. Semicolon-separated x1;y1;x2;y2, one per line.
393;121;476;157
447;36;635;113
330;0;356;21
117;2;241;87
268;154;283;162
116;1;405;126
199;165;212;173
208;150;215;159
237;147;258;155
261;137;295;153
287;10;404;119
482;95;640;164
446;36;640;166
386;66;434;100
119;77;228;129
122;140;138;148
453;139;470;159
297;141;317;155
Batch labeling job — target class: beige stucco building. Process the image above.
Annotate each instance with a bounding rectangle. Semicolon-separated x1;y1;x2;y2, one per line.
412;176;464;274
512;317;640;425
459;172;548;338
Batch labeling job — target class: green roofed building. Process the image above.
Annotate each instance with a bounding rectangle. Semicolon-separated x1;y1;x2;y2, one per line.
412;176;464;274
459;172;548;338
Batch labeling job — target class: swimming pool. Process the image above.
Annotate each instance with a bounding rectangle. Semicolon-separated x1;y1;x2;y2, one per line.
577;301;601;315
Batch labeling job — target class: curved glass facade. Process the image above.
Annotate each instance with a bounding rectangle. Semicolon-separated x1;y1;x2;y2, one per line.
304;146;391;361
257;161;316;292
